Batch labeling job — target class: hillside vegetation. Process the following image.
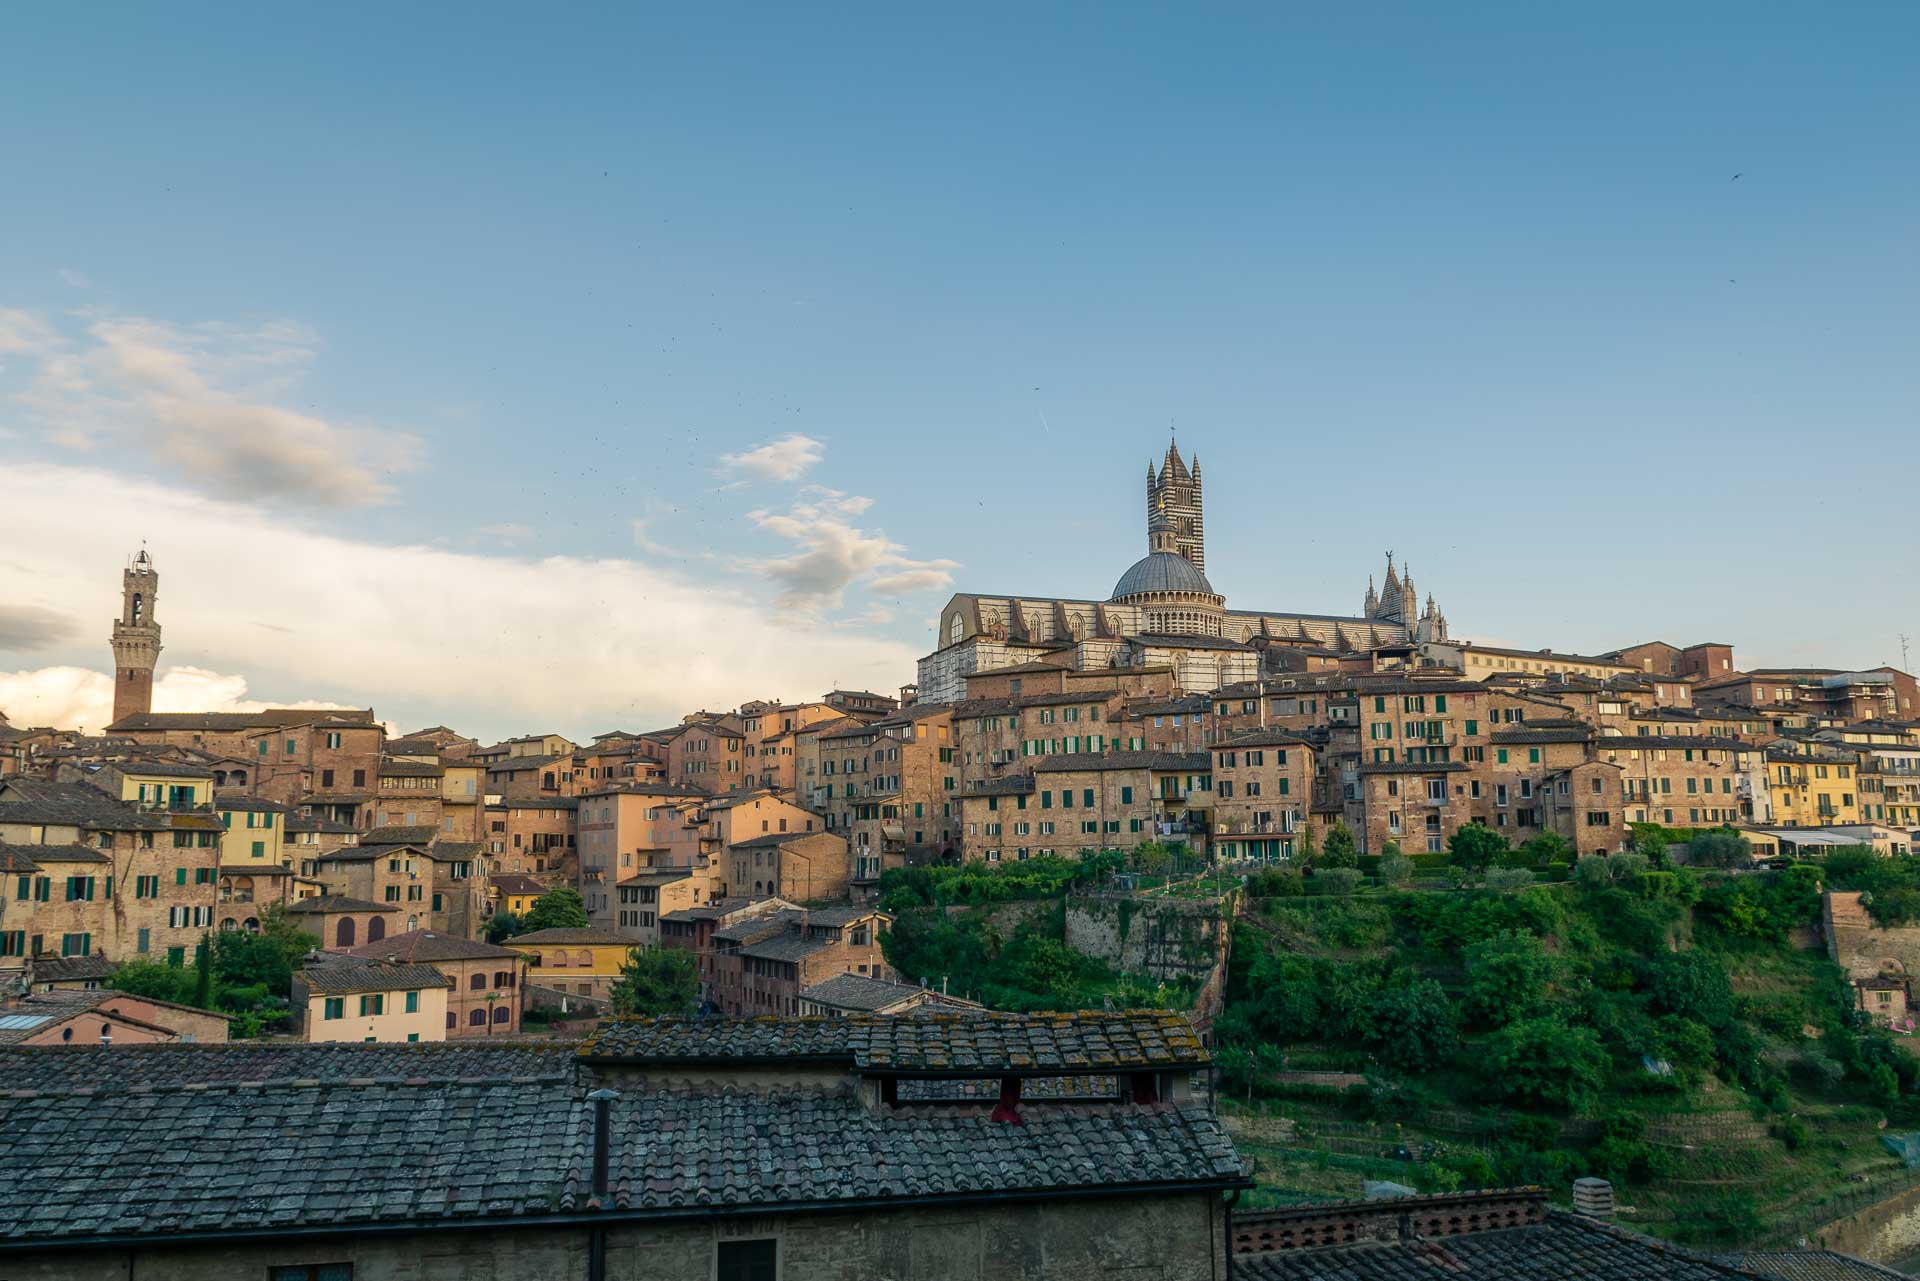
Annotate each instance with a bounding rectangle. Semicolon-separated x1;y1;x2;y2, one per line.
1222;852;1920;1246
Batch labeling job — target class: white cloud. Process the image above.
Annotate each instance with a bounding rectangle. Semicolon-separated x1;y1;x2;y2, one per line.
0;307;422;507
0;464;920;741
57;268;91;290
0;665;354;735
746;488;957;614
718;432;824;483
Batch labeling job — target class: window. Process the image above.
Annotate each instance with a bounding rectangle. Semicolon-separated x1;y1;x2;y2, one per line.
323;998;344;1020
270;1267;353;1281
405;990;420;1013
717;1239;778;1281
359;994;385;1016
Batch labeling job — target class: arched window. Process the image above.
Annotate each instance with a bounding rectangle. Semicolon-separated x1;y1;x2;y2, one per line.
244;917;259;933
948;613;963;645
491;1006;509;1024
576;949;593;966
367;916;386;943
468;1008;487;1026
131;593;144;625
336;917;356;947
446;1011;456;1029
551;951;569;967
470;972;486;990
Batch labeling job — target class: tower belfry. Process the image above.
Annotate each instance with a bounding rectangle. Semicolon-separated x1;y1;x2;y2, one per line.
1145;438;1205;571
110;549;162;724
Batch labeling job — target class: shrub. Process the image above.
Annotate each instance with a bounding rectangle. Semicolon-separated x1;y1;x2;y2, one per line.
1684;829;1754;869
1315;867;1362;897
1378;853;1413;886
1484;868;1535;894
1246;868;1305;897
1486;1018;1608;1111
1363;978;1459;1074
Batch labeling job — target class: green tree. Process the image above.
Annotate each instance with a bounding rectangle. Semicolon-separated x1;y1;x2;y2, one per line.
1363;978;1459;1074
1464;930;1556;1026
1517;832;1571;867
485;911;523;944
192;935;214;1007
1378;852;1413;886
609;945;700;1017
521;886;589;933
1320;822;1359;868
212;905;318;997
107;960;195;1003
1448;822;1508;872
1486;1017;1608;1110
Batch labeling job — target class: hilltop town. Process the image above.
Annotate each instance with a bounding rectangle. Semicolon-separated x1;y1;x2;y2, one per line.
2;442;1919;1278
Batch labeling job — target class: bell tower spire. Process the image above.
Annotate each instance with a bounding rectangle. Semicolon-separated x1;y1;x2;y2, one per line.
1149;435;1205;571
110;548;162;725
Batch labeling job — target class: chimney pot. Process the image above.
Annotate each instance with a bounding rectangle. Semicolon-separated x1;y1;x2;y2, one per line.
588;1088;621;1198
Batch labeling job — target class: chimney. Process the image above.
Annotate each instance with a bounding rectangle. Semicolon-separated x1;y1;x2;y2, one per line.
1571;1177;1615;1221
589;1088;621;1199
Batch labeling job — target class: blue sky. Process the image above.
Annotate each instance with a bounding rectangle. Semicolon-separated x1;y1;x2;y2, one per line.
1;4;1916;737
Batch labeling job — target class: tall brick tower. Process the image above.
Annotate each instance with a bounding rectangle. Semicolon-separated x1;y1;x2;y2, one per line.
1145;438;1205;571
110;549;162;725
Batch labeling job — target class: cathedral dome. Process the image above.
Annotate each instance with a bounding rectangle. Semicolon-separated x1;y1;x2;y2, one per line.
1112;551;1214;600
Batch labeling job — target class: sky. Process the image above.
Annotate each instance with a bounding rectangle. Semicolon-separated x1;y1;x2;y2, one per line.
1;3;1915;740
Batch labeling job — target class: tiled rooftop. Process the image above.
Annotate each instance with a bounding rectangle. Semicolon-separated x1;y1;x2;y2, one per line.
296;961;455;995
579;1011;1210;1075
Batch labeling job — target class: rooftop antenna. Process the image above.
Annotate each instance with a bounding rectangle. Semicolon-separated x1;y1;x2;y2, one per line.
1901;633;1912;672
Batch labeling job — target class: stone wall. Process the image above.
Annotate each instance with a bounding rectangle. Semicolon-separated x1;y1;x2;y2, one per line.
1064;894;1227;984
4;1189;1229;1281
1826;890;1920;981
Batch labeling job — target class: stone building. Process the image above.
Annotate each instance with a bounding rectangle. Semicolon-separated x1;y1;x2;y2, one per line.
0;989;229;1046
0;1012;1245;1281
920;439;1452;702
1598;736;1768;828
484;795;579;877
706;905;894;1017
726;831;851;902
1208;731;1318;861
810;705;956;876
958;751;1213;863
291;959;453;1043
342;928;528;1037
0;779;219;974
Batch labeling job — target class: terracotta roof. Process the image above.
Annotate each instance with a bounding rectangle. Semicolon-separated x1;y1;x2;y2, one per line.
490;874;549;896
342;929;524;964
28;954;118;984
297;961;454;995
1236;1202;1747;1280
0;1041;573;1092
506;927;635;946
356;824;440;846
579;1011;1210;1075
1031;751;1209;774
285;895;396;914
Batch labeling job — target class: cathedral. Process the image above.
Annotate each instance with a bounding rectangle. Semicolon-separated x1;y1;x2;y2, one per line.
918;439;1451;701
